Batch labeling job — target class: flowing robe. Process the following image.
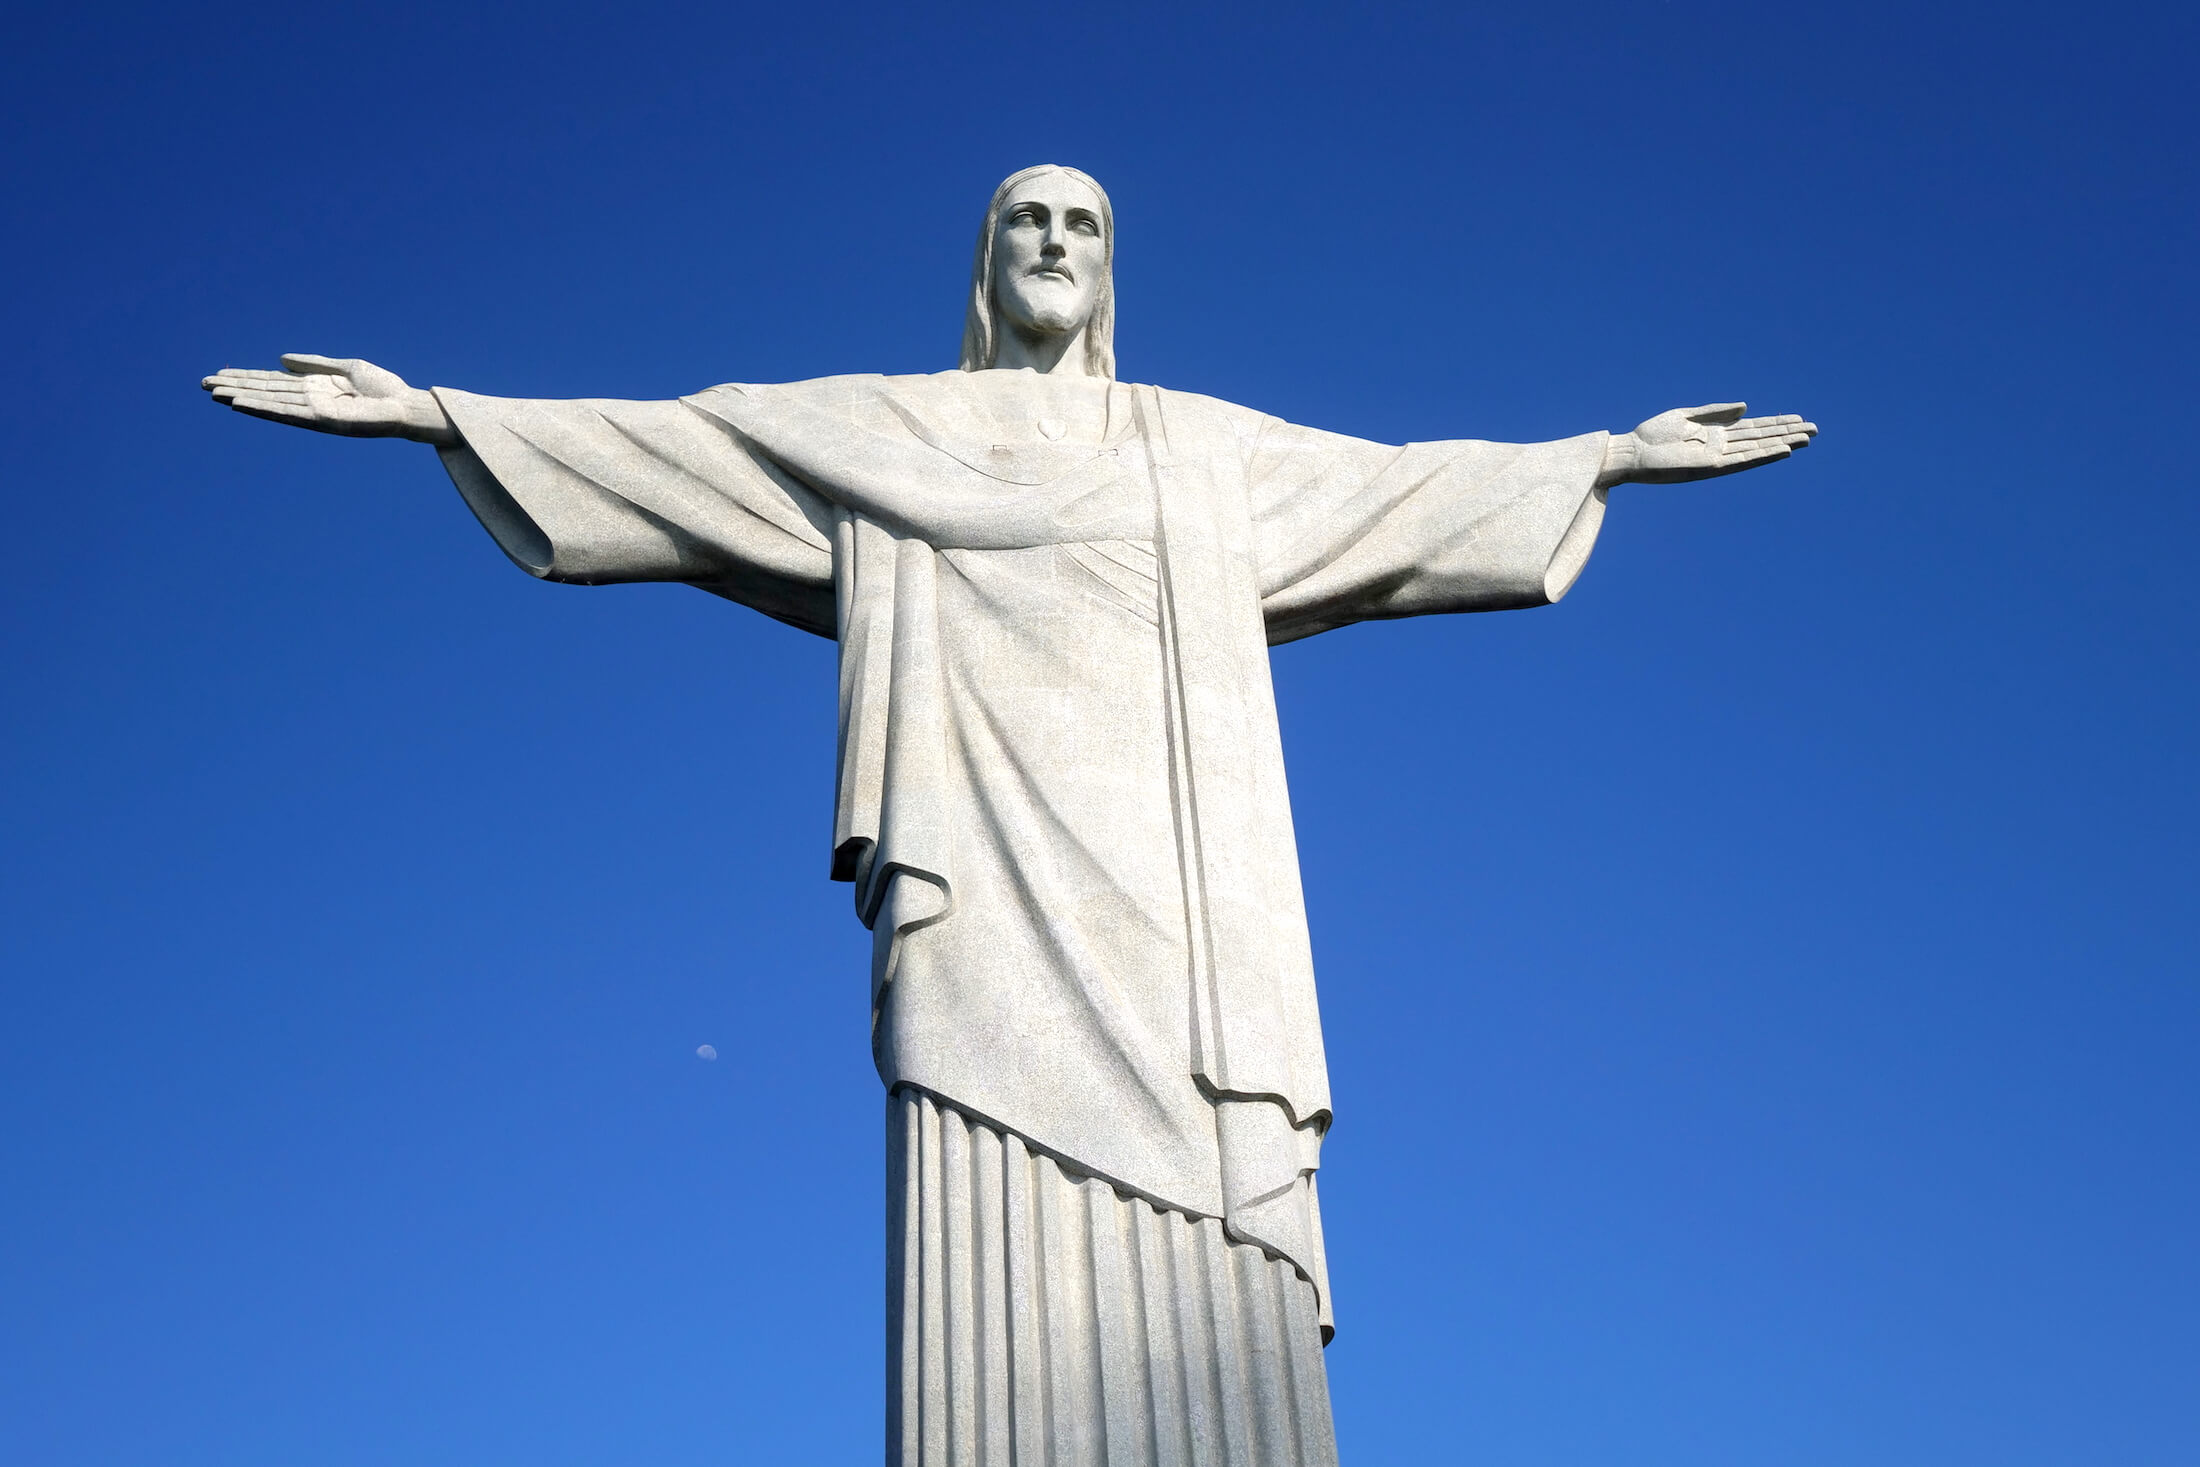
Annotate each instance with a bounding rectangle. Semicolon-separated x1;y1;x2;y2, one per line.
432;370;1611;1341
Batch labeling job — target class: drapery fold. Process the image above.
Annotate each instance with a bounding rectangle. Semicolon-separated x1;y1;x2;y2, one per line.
1134;389;1332;1294
429;371;1616;1345
891;1088;1338;1467
708;382;1335;1305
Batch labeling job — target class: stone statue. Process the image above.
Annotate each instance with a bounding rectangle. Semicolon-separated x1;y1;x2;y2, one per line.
204;164;1815;1467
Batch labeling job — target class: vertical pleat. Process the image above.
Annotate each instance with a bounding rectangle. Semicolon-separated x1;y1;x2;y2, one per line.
944;1109;978;1462
1167;1218;1226;1465
974;1131;1012;1464
921;1096;951;1465
1036;1152;1104;1464
1278;1261;1337;1465
1196;1217;1258;1466
1002;1132;1047;1467
1087;1177;1154;1467
1134;1202;1194;1466
891;1095;921;1466
887;1088;1338;1467
1236;1249;1289;1467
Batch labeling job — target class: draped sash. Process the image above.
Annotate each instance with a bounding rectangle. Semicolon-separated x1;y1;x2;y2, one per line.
690;382;1334;1321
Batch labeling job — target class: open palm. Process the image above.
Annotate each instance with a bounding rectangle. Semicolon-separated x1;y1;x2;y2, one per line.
1629;402;1817;483
201;354;427;437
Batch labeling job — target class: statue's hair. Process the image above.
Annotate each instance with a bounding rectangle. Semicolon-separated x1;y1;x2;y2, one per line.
959;164;1116;379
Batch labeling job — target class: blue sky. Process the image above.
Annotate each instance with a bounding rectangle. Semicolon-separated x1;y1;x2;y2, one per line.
3;3;2194;1463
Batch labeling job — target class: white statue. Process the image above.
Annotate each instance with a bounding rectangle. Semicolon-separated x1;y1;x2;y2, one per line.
206;164;1814;1467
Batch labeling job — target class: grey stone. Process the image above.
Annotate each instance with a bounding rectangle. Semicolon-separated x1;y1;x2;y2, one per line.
202;163;1815;1466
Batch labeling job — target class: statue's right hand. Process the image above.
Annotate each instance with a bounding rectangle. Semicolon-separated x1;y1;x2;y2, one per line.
201;354;455;443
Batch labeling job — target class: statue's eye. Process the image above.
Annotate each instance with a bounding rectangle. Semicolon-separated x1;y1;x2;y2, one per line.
1072;218;1099;235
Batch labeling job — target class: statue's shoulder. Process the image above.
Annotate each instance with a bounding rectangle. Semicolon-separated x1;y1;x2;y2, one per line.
687;374;1273;453
694;370;985;415
687;373;942;442
1146;383;1274;449
1149;383;1261;415
689;372;896;405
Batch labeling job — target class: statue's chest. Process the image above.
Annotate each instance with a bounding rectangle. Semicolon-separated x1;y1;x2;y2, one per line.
870;387;1162;547
925;442;1157;547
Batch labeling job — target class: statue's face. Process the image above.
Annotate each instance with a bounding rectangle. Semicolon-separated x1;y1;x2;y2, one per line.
990;172;1107;342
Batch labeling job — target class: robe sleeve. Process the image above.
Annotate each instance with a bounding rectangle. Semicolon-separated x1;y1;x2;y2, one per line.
431;387;839;638
1243;414;1612;645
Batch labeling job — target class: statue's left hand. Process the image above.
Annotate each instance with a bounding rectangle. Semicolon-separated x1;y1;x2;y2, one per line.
1605;403;1817;486
200;354;457;445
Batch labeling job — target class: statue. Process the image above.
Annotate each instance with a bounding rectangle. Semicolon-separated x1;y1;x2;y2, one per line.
204;164;1815;1467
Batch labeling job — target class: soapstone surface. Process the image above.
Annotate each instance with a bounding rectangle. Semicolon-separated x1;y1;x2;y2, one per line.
203;163;1816;1466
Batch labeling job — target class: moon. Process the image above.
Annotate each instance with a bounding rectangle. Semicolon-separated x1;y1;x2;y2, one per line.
695;1044;717;1061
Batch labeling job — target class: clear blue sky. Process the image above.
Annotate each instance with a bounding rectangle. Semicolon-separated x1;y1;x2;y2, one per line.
3;3;2194;1463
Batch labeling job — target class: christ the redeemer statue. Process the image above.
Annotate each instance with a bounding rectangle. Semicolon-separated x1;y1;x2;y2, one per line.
205;164;1814;1467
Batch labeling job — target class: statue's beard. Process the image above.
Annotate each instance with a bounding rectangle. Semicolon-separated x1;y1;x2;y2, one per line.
999;282;1092;341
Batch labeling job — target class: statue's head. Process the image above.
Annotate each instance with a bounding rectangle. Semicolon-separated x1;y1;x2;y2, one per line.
960;164;1116;379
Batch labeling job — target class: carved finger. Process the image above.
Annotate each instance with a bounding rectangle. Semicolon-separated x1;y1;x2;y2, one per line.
1726;422;1805;444
212;384;309;406
1740;420;1819;443
203;370;282;391
280;353;362;376
1745;416;1818;440
229;397;317;423
229;388;318;407
1719;444;1792;466
1687;402;1748;424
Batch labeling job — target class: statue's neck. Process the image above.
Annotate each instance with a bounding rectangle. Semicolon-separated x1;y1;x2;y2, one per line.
961;369;1120;448
992;323;1094;376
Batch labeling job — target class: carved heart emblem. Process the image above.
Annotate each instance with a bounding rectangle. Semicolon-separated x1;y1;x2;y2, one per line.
1036;417;1067;441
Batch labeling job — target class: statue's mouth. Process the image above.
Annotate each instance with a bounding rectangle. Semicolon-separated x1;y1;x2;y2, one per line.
1033;265;1074;283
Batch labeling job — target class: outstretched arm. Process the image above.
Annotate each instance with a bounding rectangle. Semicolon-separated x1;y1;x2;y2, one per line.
201;355;458;447
1597;402;1817;488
